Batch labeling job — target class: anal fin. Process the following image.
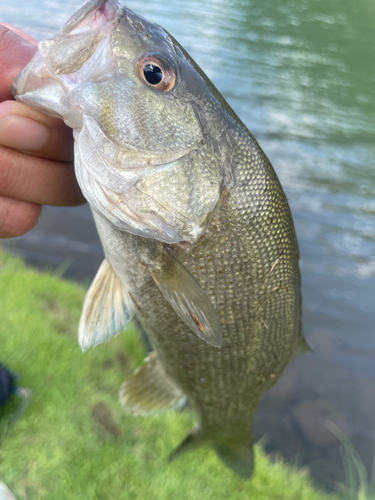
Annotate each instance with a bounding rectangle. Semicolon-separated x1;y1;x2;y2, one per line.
78;259;134;352
119;351;187;416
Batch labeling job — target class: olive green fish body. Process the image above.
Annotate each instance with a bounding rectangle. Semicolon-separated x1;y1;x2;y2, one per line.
94;122;301;450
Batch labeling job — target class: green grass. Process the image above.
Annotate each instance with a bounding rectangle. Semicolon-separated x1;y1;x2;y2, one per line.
0;250;340;500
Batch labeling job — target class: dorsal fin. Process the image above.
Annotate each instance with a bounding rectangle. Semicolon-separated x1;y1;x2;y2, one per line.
78;259;134;351
291;329;314;360
119;352;187;416
150;247;222;348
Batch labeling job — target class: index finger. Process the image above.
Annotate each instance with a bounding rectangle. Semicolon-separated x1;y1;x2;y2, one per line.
0;23;38;102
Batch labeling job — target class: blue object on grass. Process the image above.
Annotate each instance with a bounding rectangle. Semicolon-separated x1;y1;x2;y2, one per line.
0;363;31;424
0;363;16;407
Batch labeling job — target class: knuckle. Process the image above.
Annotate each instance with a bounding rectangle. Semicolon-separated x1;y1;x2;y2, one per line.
0;147;29;196
0;147;16;192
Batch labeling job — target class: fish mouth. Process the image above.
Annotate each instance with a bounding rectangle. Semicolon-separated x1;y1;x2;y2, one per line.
11;0;122;120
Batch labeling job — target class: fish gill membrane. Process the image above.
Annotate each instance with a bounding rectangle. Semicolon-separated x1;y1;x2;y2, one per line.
12;0;308;479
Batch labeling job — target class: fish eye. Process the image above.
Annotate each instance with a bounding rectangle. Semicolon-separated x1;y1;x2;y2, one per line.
138;55;176;91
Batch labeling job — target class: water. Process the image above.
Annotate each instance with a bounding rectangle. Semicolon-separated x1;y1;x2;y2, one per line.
1;0;374;490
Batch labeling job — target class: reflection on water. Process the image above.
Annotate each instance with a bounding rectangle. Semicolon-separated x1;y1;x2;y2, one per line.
1;0;374;490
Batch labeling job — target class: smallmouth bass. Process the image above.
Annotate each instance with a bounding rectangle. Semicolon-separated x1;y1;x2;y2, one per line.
12;0;308;478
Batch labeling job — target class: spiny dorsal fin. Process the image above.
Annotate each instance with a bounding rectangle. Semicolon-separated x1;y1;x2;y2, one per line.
78;259;134;352
119;351;187;416
150;248;222;348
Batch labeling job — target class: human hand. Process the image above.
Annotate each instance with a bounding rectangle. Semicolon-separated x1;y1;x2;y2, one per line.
0;23;85;238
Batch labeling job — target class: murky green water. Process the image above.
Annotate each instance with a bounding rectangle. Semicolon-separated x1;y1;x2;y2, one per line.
1;0;374;490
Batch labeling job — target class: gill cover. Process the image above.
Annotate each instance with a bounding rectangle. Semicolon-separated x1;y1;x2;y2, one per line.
12;0;234;244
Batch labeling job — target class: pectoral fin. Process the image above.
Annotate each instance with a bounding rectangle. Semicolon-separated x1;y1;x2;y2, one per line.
150;248;222;348
119;352;187;416
78;259;134;351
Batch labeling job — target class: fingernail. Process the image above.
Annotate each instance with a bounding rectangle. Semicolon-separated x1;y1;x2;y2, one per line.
0;115;50;151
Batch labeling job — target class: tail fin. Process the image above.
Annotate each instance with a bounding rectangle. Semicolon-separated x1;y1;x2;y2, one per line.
169;431;254;479
213;441;254;479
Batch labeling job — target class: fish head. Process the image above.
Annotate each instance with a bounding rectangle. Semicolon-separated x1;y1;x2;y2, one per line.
12;0;120;127
12;0;236;243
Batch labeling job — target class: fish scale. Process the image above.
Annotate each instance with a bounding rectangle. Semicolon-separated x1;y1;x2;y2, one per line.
120;134;299;433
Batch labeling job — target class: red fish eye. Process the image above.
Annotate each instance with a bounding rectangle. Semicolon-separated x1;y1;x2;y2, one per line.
138;55;176;91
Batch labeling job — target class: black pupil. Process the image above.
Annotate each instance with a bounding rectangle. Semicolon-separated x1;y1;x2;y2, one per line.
143;64;163;85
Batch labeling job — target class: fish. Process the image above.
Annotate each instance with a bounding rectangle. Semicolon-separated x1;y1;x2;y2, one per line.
12;0;308;479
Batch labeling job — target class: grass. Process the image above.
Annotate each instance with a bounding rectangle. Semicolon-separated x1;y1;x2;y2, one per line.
0;249;341;500
326;422;375;500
